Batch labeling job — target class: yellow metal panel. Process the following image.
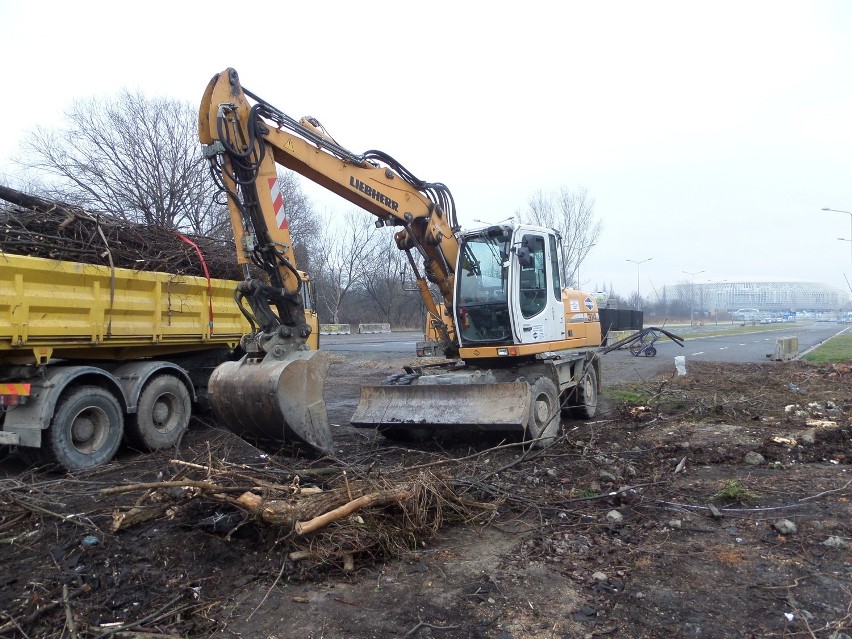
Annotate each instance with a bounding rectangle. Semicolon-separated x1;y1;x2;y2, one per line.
0;253;250;364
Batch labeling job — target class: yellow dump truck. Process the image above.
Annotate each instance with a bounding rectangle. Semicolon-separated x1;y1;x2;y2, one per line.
0;252;318;471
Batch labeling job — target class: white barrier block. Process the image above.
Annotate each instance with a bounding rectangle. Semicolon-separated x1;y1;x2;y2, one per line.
772;337;799;361
320;323;351;335
358;323;391;334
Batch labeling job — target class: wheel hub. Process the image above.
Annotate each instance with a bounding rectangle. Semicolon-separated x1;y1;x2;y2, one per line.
72;417;95;442
534;398;549;424
152;399;170;424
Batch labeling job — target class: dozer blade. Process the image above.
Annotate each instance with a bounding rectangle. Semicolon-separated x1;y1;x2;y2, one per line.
351;382;531;435
208;350;333;456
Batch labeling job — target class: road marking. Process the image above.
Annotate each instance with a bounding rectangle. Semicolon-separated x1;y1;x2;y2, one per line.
719;347;728;350
739;343;746;346
692;351;705;355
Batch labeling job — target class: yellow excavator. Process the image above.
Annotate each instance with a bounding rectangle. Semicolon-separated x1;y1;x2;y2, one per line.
199;68;602;454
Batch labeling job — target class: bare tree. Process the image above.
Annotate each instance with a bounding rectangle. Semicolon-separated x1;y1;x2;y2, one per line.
360;234;421;326
314;211;379;323
522;187;602;288
16;90;227;235
277;170;320;271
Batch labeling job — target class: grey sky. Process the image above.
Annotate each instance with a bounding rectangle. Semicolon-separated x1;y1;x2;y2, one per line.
1;1;850;300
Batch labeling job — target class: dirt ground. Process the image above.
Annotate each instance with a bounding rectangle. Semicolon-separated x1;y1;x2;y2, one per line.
0;353;850;639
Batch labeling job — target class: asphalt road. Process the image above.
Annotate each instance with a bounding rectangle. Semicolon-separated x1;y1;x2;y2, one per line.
320;322;849;363
642;322;848;363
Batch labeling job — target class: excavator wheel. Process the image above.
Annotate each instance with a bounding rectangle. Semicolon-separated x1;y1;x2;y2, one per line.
525;377;560;449
573;364;599;419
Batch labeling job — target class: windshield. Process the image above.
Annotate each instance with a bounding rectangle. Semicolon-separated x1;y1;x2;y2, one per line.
456;232;512;344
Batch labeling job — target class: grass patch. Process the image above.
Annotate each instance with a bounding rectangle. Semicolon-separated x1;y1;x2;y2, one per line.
803;332;852;363
606;387;652;404
712;479;756;504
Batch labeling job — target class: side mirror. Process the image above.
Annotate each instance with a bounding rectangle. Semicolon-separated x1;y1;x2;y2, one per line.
515;246;533;268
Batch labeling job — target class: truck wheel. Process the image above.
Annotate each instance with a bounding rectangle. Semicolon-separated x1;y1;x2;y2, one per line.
44;386;124;471
574;365;598;419
526;377;559;448
126;375;191;451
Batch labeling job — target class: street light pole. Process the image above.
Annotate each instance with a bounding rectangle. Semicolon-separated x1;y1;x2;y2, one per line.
683;269;705;326
626;257;652;310
572;243;597;290
822;208;852;271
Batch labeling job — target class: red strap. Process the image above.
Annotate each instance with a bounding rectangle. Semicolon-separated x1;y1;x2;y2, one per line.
174;232;215;333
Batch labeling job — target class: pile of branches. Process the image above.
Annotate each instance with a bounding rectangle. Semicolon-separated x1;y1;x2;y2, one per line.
106;456;497;569
0;438;499;638
0;185;243;280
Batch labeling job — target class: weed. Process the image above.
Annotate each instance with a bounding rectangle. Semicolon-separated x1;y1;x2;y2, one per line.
712;479;756;504
607;386;651;405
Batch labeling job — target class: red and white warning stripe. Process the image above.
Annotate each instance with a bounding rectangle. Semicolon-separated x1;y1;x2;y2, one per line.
269;177;288;230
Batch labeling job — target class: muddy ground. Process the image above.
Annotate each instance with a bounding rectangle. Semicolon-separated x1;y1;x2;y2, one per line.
0;353;850;639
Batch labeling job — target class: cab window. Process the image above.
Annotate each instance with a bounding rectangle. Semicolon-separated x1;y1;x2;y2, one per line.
519;235;546;318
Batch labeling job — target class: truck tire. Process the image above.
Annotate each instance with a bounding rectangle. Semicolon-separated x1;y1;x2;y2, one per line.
526;377;559;448
126;375;192;451
44;386;124;471
574;364;598;419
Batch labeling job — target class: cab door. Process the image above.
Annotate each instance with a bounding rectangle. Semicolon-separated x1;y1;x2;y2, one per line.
510;231;566;344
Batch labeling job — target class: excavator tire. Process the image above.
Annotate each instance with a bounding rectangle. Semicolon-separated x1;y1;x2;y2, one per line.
525;376;560;449
573;364;598;419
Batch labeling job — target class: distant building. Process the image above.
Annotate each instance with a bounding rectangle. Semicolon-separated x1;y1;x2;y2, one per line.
669;281;850;313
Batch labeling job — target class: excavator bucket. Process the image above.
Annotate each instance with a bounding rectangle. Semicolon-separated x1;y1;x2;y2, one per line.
208;350;333;456
351;381;532;436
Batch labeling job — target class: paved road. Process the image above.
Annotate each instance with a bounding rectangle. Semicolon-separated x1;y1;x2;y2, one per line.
624;322;848;363
321;331;424;354
320;323;849;363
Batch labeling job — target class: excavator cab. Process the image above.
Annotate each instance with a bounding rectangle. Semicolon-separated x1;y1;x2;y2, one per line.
455;224;568;355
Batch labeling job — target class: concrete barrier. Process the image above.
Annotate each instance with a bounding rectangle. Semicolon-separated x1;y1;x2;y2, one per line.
319;324;351;335
358;323;392;334
771;336;799;361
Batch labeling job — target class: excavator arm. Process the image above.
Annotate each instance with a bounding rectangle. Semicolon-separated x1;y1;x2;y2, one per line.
199;68;459;354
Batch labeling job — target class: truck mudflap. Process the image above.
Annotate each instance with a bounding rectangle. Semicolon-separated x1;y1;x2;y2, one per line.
208;350;333;456
351;381;532;433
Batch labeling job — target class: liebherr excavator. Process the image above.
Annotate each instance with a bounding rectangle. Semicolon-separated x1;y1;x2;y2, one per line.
199;68;602;454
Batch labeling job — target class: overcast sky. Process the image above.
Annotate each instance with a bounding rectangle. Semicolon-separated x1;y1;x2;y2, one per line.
2;1;851;300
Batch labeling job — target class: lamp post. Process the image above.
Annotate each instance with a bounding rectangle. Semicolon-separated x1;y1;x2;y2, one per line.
683;269;705;326
572;243;597;290
626;257;652;310
822;208;852;271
